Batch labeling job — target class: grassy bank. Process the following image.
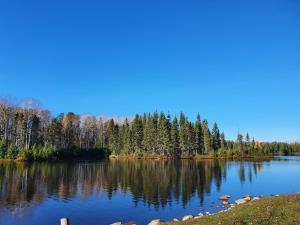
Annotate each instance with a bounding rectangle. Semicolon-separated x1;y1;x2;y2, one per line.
164;193;300;225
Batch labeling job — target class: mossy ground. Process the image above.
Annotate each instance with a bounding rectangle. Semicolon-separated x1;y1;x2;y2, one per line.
164;194;300;225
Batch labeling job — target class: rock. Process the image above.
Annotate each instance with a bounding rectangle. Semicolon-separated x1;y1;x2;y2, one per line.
252;197;260;201
110;223;122;225
198;213;204;216
219;195;231;200
173;218;179;222
235;198;247;205
182;215;193;221
124;221;137;225
205;212;210;215
244;196;251;201
148;219;160;225
222;200;229;205
275;194;280;197
194;216;201;219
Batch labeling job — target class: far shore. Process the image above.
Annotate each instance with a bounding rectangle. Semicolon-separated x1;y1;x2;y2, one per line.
109;154;275;161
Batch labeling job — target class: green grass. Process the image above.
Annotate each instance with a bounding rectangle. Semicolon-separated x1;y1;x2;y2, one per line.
164;194;300;225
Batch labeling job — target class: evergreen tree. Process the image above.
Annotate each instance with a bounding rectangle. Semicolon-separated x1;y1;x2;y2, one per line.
152;111;159;152
236;133;244;156
121;118;131;154
211;122;221;151
171;116;179;157
220;132;226;150
186;121;196;156
48;114;63;149
194;113;203;154
131;115;143;154
245;132;251;155
202;120;211;154
179;112;187;156
157;112;171;155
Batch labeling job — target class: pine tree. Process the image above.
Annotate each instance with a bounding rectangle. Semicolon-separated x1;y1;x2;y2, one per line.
157;112;171;155
220;132;226;149
211;122;221;151
142;113;152;152
131;114;143;154
202;120;211;154
236;133;244;156
245;133;250;155
179;112;187;156
186;122;196;156
121;118;131;154
171;116;179;157
152;111;159;153
194;113;203;154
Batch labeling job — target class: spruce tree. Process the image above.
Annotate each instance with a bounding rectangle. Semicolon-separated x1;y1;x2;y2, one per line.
220;132;226;150
202;120;211;154
236;133;244;156
171;116;179;157
211;122;221;151
245;133;250;155
142;113;152;153
131;114;143;154
179;112;187;156
194;113;203;154
157;112;171;155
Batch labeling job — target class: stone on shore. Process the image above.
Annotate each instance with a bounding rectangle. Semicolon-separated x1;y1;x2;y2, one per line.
219;195;231;200
110;222;122;225
244;196;251;201
148;219;160;225
235;198;247;205
182;215;193;221
222;200;229;205
173;218;179;222
198;213;204;216
252;197;260;201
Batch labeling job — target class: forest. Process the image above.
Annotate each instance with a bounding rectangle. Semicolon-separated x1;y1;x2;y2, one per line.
0;98;299;161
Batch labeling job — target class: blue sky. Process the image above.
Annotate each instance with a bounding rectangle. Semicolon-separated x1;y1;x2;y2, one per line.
0;0;300;141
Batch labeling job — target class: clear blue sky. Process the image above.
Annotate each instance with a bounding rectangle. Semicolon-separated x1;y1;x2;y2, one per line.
0;0;300;141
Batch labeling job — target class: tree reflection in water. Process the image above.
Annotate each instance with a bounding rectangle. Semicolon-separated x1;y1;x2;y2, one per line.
0;159;264;213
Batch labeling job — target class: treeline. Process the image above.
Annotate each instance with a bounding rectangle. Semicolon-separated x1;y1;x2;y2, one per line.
0;98;299;160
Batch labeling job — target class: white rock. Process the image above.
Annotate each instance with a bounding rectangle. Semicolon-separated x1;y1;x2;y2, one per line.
219;194;231;200
244;196;251;201
235;198;247;205
148;219;160;225
173;218;179;222
110;223;122;225
205;212;210;215
182;215;193;221
252;197;260;201
222;200;229;205
198;213;204;216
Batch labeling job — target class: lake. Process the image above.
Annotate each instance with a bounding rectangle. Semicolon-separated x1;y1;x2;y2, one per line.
0;156;300;225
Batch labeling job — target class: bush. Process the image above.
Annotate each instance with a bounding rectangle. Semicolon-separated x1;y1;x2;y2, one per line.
5;144;16;159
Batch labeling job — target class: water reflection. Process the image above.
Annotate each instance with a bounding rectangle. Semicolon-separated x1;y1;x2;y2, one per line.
0;159;265;212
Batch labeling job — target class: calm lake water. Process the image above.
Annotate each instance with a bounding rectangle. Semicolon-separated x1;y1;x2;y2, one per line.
0;156;300;225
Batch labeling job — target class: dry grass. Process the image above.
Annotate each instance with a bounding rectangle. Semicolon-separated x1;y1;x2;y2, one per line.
164;194;300;225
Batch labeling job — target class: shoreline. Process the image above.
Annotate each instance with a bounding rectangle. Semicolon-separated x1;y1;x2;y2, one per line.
0;154;285;163
109;154;274;161
110;191;300;225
